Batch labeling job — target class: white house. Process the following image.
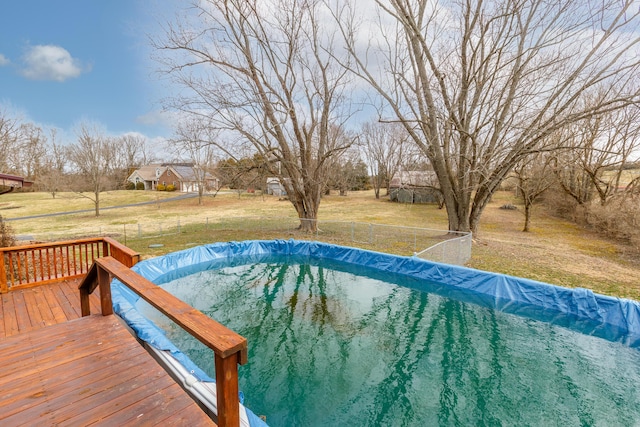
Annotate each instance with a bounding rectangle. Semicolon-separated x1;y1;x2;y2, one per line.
127;164;166;190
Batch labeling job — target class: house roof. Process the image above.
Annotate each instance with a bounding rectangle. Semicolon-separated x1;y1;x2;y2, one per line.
128;164;165;182
0;173;33;188
169;165;217;181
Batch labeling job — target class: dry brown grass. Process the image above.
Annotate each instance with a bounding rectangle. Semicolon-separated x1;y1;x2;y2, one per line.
5;189;640;301
472;192;640;300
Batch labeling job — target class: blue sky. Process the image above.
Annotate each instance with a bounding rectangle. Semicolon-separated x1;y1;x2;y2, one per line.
0;1;171;143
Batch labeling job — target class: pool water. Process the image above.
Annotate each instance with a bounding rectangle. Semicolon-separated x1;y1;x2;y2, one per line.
138;256;640;426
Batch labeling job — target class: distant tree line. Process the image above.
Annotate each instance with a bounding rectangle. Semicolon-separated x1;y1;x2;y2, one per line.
4;0;639;238
157;0;640;233
0;111;154;216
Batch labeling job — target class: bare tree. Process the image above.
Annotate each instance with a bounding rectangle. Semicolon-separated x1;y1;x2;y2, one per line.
38;129;69;198
216;154;269;197
360;121;407;199
14;123;47;180
113;133;151;187
68;122;115;217
156;0;356;231
119;134;149;167
0;112;49;183
0;108;22;173
336;0;640;233
554;105;640;207
170;118;220;205
513;153;555;232
326;144;366;196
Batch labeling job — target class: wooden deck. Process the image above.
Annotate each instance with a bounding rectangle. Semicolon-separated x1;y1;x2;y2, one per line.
1;279;94;339
0;280;216;426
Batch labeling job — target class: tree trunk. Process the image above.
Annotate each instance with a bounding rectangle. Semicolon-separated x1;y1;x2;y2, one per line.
94;190;100;217
295;203;318;232
291;190;319;233
523;202;532;232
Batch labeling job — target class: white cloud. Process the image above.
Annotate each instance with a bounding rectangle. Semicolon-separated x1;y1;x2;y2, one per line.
0;54;9;66
20;45;84;82
136;109;179;128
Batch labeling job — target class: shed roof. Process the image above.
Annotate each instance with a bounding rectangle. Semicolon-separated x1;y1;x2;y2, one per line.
389;170;438;188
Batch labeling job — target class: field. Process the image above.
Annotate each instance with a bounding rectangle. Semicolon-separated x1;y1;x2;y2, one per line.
2;189;640;301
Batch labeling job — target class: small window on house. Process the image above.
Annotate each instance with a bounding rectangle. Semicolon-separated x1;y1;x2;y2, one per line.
168;170;171;177
163;181;166;185
156;169;161;177
173;181;176;186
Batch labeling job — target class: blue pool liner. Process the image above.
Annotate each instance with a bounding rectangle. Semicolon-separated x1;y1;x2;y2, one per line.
110;239;640;424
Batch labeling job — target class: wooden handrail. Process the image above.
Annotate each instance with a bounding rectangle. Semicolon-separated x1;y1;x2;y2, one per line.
102;236;140;267
79;256;247;427
0;237;140;293
0;237;112;253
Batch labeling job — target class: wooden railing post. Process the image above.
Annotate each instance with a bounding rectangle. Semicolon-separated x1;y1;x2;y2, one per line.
80;288;90;317
79;263;97;317
215;353;241;427
98;266;113;316
0;250;7;294
79;262;114;317
102;239;109;258
86;257;247;427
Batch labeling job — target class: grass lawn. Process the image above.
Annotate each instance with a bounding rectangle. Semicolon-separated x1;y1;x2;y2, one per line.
3;189;640;301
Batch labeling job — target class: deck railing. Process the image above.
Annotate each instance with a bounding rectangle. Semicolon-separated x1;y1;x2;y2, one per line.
80;256;247;427
0;237;140;293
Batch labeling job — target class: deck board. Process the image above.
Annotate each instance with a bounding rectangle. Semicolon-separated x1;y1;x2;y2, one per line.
55;280;83;319
0;279;93;338
2;292;20;337
0;282;217;426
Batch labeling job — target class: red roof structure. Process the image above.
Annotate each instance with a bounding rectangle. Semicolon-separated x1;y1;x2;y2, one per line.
0;173;33;195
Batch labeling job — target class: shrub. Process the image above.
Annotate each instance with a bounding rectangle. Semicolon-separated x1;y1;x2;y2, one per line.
125;181;136;190
0;215;16;248
584;196;640;249
542;186;581;221
157;184;166;191
136;182;145;190
166;184;176;192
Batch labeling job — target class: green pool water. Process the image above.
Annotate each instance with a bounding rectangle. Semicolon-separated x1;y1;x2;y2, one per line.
139;257;640;426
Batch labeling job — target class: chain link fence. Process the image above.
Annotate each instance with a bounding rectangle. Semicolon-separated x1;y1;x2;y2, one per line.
18;216;472;265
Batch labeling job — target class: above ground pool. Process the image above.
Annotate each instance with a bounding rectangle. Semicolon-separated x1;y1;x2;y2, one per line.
111;240;640;427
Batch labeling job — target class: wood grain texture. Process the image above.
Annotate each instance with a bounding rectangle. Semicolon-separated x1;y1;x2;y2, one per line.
0;312;216;426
